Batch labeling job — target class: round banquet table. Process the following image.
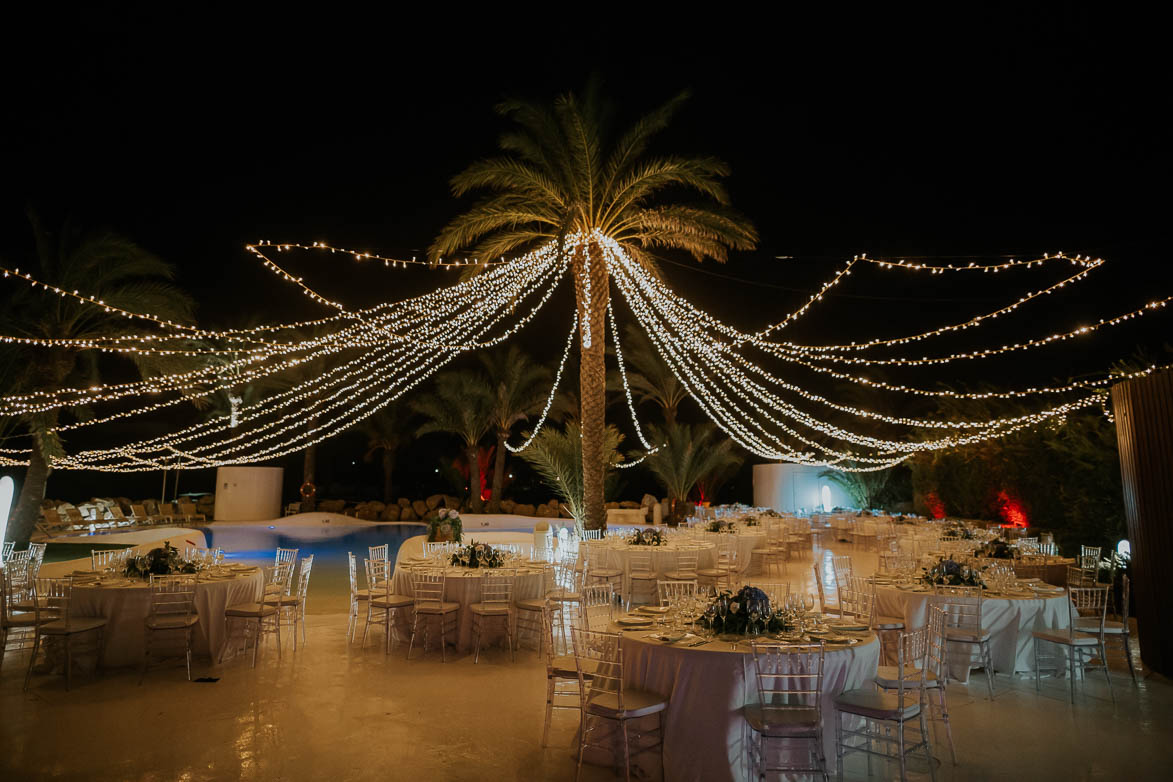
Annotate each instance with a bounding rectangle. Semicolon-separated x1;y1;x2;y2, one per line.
585;540;716;594
582;624;880;780
389;564;550;652
68;567;265;667
873;582;1070;680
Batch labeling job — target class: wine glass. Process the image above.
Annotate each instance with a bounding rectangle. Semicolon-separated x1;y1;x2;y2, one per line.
716;598;729;636
748;599;762;636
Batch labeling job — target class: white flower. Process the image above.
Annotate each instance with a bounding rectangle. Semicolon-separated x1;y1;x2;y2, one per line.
730;602;740;613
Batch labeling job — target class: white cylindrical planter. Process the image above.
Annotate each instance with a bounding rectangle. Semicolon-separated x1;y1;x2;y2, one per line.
213;466;284;521
753;463;852;514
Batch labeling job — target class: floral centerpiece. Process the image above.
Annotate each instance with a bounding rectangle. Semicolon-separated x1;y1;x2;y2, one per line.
707;520;735;533
699;586;794;635
124;541;198;579
628;528;666;546
428;508;463;543
922;558;985;588
978;538;1015;559
449;540;504;568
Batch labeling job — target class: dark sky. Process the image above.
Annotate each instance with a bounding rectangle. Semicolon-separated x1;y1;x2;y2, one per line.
1;9;1168;502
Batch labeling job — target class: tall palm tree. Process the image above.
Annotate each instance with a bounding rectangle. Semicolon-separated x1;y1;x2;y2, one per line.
1;212;196;544
431;86;757;529
645;422;742;524
618;323;688;425
359;405;404;504
410;370;494;511
478;345;551;512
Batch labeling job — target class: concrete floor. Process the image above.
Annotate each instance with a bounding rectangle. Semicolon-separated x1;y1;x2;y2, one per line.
3;541;1171;781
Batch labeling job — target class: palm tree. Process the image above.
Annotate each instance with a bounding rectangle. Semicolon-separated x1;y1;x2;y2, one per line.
478;345;551;512
1;212;195;544
359;405;403;504
410;370;494;511
645;422;742;524
431;86;757;530
618;323;688;425
819;465;897;510
517;421;624;536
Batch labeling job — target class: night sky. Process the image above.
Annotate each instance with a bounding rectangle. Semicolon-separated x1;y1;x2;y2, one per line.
2;10;1168;504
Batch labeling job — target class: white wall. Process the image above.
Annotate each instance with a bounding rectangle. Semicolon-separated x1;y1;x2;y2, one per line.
213;466;284;521
752;463;854;513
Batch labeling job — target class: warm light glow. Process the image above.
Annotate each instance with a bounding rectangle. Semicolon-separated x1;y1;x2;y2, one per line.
0;475;14;544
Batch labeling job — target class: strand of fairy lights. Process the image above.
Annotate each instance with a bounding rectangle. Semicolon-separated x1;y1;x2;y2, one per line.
503;313;577;454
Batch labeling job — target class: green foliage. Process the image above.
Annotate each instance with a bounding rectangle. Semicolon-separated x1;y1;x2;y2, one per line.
819;465;902;510
517;421;623;535
909;397;1124;555
644;422;741;508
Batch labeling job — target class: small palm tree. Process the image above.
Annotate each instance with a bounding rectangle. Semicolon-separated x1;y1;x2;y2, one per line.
819;465;896;510
1;212;196;544
618;323;688;425
431;86;757;530
518;421;624;536
478;345;551;512
360;405;404;504
410;371;494;511
645;422;742;523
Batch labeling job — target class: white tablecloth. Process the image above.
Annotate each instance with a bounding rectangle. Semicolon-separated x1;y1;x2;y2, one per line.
586;541;717;594
580;629;879;779
698;531;767;574
70;569;265;667
389;565;550;651
874;585;1070;680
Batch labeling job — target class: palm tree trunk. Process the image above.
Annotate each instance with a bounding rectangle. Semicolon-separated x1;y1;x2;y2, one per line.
302;416;318;488
382;451;394;504
574;242;610;530
466;444;484;512
9;440;51;545
489;433;507;513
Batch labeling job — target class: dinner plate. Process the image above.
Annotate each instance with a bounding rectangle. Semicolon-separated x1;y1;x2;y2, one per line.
828;622;869;632
616;616;654;626
637;605;670;614
652;631;690;643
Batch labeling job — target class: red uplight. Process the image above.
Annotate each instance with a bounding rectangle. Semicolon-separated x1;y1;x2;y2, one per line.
924;491;946;520
996;490;1028;528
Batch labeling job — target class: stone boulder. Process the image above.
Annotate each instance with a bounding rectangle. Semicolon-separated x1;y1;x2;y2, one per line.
558;505;573;518
381;505;401;521
500;499;516;513
412;500;429;518
443;495;461;509
400;506;418;522
426;494;444;510
397;498;411;508
513;503;536;517
367;500;385;514
318;499;346;513
619;500;641;509
604;501;620;510
641;493;658;508
536;503;555;518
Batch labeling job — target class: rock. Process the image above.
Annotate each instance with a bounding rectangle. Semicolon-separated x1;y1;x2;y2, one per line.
412;500;428;518
426;494;444;510
513;503;535;517
356;507;379;520
443;495;461;509
400;506;417;522
318;499;346;513
619;500;641;509
547;499;560;509
367;500;385;513
558;505;573;518
604;501;620;510
536;504;554;518
500;499;516;513
344;507;357;517
398;498;411;508
641;494;658;508
381;505;401;521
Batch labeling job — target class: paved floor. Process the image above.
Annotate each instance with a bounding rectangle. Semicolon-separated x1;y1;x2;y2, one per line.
3;540;1170;781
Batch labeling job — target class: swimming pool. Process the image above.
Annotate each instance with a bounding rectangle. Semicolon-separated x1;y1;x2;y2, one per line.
201;519;425;614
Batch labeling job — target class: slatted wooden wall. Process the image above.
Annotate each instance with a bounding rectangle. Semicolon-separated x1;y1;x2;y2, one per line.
1111;368;1173;676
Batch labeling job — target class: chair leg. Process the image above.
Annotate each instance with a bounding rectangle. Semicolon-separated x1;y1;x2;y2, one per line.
835;711;845;781
24;633;41;691
1100;642;1115;703
473;616;482;664
542;677;555;747
1123;635;1138;683
185;628;193;681
274;613;282;659
251;619;260;668
937;686;956;764
1034;640;1041;694
920;710;936;782
65;635;72;691
1068;645;1077;704
982;641;995;699
440;615;448;663
621;718;631;782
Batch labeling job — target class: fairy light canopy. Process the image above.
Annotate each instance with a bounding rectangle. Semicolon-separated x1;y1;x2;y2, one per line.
0;232;1168;474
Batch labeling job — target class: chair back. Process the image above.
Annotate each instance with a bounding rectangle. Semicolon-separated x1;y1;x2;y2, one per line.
570;627;625;708
130;504;151;520
91;549;125;571
749;641;825;718
812;563;829;612
31;576;72;625
1066;565;1096;588
1079;545;1102;570
582;583;614;630
28;542;46;569
541;602;569;666
892;623;931;710
265;562;295;596
1068;585;1109;640
348;552;360;598
1;541;13;562
843;576;877;623
757;582;791;609
657;579;697;607
673;552;699;576
178;502;199;516
926;605;948;682
275;547;299;568
581;529;602;541
365;559;392;599
294;555;315;600
832;555;854;603
933;584;984;637
410;570;447;609
148;574;196;621
479;572;514;607
628;551;653;577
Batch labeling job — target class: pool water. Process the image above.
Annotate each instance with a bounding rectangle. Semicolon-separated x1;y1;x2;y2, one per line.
201;521;424;614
